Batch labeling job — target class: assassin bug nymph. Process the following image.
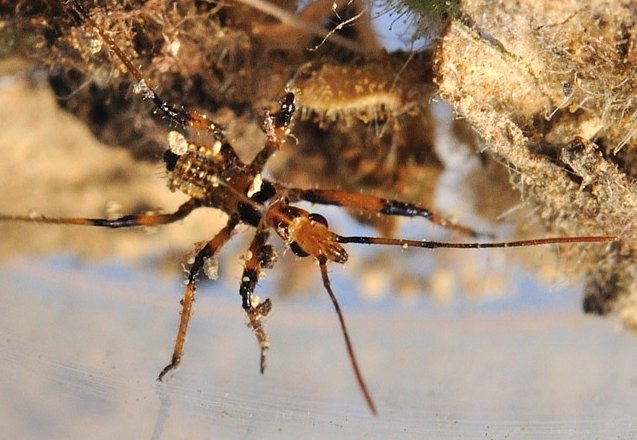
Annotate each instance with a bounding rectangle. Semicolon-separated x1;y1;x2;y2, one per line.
0;2;615;415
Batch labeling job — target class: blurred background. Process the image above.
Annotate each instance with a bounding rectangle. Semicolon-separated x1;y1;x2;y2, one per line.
3;252;637;439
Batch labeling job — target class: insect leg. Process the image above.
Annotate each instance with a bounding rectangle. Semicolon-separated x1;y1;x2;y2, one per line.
238;227;275;374
0;198;202;229
158;216;240;381
284;187;487;237
247;92;296;175
67;0;238;159
318;256;377;415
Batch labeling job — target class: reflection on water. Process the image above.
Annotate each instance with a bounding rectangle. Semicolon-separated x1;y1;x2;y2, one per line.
1;255;636;439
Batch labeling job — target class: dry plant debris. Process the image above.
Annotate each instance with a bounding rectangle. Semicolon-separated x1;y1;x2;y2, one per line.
435;0;637;329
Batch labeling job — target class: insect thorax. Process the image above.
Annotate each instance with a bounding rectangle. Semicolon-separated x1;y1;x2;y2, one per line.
165;133;248;202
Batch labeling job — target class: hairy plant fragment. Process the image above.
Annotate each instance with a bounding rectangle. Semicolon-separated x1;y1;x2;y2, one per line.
435;0;637;328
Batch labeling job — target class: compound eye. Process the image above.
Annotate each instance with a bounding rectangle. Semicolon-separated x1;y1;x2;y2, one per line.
290;241;309;258
308;213;328;227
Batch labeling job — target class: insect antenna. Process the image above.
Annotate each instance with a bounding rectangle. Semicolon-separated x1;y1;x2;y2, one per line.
324;232;614;415
318;256;377;415
335;235;616;249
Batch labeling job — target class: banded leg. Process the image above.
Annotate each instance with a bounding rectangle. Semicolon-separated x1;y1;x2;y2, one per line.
318;256;377;415
158;216;240;381
247;92;296;175
285;187;486;237
239;227;276;374
0;198;201;229
67;1;241;163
